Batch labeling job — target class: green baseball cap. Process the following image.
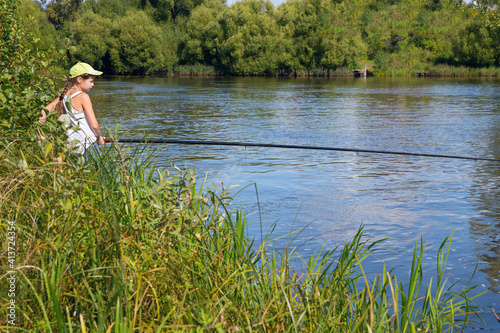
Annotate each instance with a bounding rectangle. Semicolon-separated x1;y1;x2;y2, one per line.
69;62;103;78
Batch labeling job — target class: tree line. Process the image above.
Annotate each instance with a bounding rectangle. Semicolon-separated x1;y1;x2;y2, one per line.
20;0;500;76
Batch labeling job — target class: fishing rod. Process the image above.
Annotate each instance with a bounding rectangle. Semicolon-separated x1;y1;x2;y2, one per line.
103;138;500;162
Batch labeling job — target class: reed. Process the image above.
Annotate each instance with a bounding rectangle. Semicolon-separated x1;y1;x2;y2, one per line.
172;65;220;76
0;131;484;332
293;67;354;77
427;65;500;77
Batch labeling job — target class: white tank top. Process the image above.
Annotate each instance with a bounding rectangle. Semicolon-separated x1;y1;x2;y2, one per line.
64;91;97;154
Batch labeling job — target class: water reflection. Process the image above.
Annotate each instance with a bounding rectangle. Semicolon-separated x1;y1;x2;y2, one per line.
96;76;500;331
471;165;500;294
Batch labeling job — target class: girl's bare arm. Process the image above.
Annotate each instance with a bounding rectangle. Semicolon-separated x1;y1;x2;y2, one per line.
39;97;59;124
79;93;104;145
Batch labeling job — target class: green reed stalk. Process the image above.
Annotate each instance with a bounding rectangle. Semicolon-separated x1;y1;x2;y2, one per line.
0;129;485;332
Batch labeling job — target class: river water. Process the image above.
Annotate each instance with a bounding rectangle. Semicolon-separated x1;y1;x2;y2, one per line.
96;76;500;331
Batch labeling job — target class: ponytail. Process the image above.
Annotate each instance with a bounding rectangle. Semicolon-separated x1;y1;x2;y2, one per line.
54;74;93;117
54;77;77;117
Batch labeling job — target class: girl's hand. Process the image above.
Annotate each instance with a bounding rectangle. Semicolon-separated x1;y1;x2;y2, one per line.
96;136;105;145
36;127;46;140
38;110;47;125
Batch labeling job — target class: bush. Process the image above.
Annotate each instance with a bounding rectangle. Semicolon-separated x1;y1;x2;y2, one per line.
108;10;176;74
452;9;500;68
19;0;61;55
69;11;113;71
0;0;62;139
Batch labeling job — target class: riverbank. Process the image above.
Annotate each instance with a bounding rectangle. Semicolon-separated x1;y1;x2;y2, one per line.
0;131;485;331
96;64;500;78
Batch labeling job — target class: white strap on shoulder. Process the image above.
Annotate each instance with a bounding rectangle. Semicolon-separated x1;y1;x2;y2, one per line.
70;91;84;98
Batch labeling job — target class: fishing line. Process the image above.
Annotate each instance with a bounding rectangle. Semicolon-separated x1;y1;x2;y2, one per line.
103;138;500;162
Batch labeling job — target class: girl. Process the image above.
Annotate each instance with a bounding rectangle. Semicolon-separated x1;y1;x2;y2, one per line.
39;62;105;154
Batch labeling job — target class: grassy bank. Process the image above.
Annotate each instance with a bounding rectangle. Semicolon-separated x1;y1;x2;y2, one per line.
0;133;484;332
49;62;500;79
365;65;500;77
425;65;500;77
115;65;500;78
170;65;221;76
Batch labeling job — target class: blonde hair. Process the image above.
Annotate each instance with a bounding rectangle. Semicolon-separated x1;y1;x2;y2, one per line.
54;74;94;117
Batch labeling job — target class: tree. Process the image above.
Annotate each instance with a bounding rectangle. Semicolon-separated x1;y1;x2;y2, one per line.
316;1;367;69
453;8;500;67
46;0;84;29
218;0;287;75
474;0;500;8
19;0;60;54
140;0;204;21
276;0;367;71
80;0;141;20
181;0;226;66
0;0;59;138
275;0;322;70
69;11;113;72
109;11;177;74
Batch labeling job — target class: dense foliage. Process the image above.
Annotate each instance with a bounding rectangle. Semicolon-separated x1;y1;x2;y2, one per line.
0;0;63;139
21;0;500;76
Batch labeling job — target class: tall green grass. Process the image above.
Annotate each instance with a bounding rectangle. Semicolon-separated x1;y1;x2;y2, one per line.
0;132;484;332
427;65;500;77
294;67;354;77
171;65;220;76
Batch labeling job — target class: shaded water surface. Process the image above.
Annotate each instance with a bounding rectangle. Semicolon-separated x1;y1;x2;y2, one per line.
96;76;500;331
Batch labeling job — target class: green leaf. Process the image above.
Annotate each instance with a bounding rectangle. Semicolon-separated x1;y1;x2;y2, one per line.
58;114;70;126
64;95;71;112
44;142;53;158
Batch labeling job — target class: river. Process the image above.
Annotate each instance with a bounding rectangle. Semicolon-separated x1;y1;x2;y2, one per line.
96;76;500;331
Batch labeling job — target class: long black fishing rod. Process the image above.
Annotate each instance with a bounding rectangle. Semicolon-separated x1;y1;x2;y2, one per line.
104;138;500;162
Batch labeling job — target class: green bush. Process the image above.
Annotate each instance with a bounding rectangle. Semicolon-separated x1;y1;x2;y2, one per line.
218;0;286;75
69;9;179;75
453;9;500;67
69;11;114;71
19;0;61;55
109;10;177;74
181;0;226;66
0;0;61;139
